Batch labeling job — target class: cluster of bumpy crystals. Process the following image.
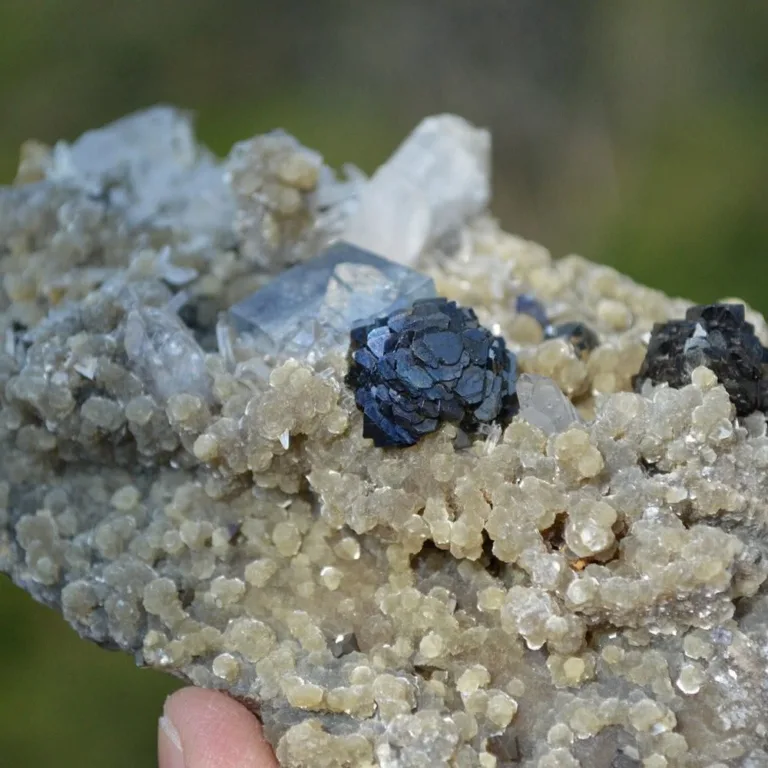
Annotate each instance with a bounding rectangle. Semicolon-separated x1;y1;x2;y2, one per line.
635;303;768;416
345;297;518;446
225;129;364;270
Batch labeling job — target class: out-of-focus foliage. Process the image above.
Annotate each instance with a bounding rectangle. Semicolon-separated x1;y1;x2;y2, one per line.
0;1;766;766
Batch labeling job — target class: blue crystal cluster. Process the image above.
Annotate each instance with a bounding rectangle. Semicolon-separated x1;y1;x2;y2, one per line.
346;298;518;447
634;303;768;416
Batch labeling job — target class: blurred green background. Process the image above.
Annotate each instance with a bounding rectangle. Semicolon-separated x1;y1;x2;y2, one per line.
1;1;767;766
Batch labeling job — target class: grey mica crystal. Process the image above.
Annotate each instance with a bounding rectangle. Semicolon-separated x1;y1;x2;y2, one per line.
486;731;520;763
228;240;436;358
328;632;360;659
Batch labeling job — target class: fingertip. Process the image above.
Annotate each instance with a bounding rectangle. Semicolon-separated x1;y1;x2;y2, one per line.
158;710;185;768
159;687;279;768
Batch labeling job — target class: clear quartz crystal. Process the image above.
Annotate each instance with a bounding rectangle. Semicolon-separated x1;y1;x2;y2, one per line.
124;306;212;403
343;114;491;265
516;373;581;434
228;241;436;357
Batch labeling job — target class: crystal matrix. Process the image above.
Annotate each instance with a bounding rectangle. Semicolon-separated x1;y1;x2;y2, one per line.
3;109;768;768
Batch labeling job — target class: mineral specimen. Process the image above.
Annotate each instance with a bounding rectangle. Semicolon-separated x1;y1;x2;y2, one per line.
46;105;235;246
225;129;364;270
635;302;767;416
345;297;518;447
3;109;768;768
229;241;436;359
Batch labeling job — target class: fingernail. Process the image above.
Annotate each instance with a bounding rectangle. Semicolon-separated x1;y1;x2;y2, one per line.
159;709;185;768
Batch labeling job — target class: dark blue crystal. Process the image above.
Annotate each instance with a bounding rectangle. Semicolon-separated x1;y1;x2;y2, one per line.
346;298;518;447
515;293;549;327
634;302;768;416
544;321;600;359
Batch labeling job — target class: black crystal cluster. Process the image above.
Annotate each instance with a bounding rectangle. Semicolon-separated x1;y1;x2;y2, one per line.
346;298;518;447
515;294;600;359
634;303;768;416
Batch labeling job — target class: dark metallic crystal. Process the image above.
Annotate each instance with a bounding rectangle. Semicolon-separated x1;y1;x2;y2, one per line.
329;632;359;658
633;303;767;416
515;293;549;327
544;321;600;359
346;297;518;447
486;730;520;763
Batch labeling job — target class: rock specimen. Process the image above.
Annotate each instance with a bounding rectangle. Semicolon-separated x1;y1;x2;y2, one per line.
345;297;518;447
2;108;768;768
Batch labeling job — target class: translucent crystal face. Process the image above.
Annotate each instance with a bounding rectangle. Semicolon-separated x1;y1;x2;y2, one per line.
516;373;581;435
343;114;491;265
228;241;436;358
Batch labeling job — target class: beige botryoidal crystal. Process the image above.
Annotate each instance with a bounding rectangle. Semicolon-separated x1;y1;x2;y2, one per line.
565;500;617;557
3;109;768;768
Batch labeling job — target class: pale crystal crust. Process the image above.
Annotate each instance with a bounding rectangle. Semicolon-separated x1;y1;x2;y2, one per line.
2;110;768;767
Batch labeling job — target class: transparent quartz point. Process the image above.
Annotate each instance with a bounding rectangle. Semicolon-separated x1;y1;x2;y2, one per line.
343;114;491;265
516;373;581;434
